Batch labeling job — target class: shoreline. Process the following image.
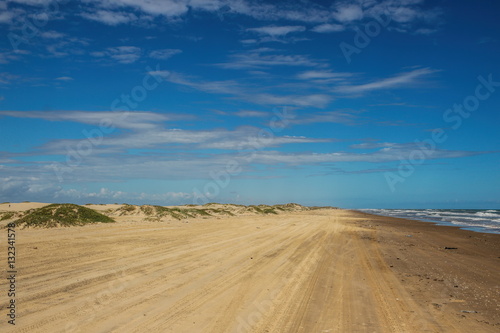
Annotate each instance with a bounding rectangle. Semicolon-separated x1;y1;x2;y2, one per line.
351;208;500;241
353;208;500;235
347;209;500;329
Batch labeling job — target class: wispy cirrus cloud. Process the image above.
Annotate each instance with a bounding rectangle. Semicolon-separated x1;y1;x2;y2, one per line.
81;10;139;25
161;71;242;95
0;110;172;130
152;62;436;110
40;30;66;39
334;67;438;95
91;46;141;64
218;48;325;70
0;106;493;204
1;140;490;186
250;93;332;108
251;145;488;165
247;25;306;37
149;48;182;60
0;110;329;154
289;111;359;126
150;70;333;108
297;70;352;81
312;23;345;33
43;35;91;58
55;76;74;81
233;110;269;118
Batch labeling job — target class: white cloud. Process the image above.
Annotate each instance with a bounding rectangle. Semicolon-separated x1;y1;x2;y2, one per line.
252;93;332;108
0;176;194;204
333;3;363;22
3;142;491;184
218;49;323;69
56;187;127;200
251;146;486;165
86;0;190;17
164;72;241;95
149;49;182;60
363;0;442;34
40;31;65;39
91;46;141;64
247;25;306;37
289;111;358;126
159;71;333;108
0;110;327;153
148;70;171;78
312;23;345;33
188;0;225;11
234;110;269;118
80;0;333;24
0;110;170;130
29;125;330;161
0;114;491;195
81;10;138;25
0;7;15;24
297;70;351;80
55;76;74;81
389;6;420;23
0;176;62;203
42;36;91;58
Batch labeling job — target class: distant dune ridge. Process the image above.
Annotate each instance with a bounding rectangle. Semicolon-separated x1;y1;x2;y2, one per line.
0;202;337;228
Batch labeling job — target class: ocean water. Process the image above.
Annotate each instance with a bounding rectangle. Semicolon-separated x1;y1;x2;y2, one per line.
358;209;500;234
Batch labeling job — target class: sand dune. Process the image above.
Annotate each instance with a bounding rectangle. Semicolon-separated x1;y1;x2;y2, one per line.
0;206;498;332
0;202;321;227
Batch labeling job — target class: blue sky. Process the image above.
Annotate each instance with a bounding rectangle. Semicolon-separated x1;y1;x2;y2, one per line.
0;0;499;208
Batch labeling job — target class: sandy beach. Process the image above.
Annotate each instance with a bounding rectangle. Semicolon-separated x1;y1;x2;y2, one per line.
0;203;499;332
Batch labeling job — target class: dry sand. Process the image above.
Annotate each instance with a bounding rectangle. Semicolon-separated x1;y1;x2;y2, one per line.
0;204;499;332
0;202;50;212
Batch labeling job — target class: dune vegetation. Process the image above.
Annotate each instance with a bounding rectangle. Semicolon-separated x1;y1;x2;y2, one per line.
12;203;115;228
112;203;321;221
